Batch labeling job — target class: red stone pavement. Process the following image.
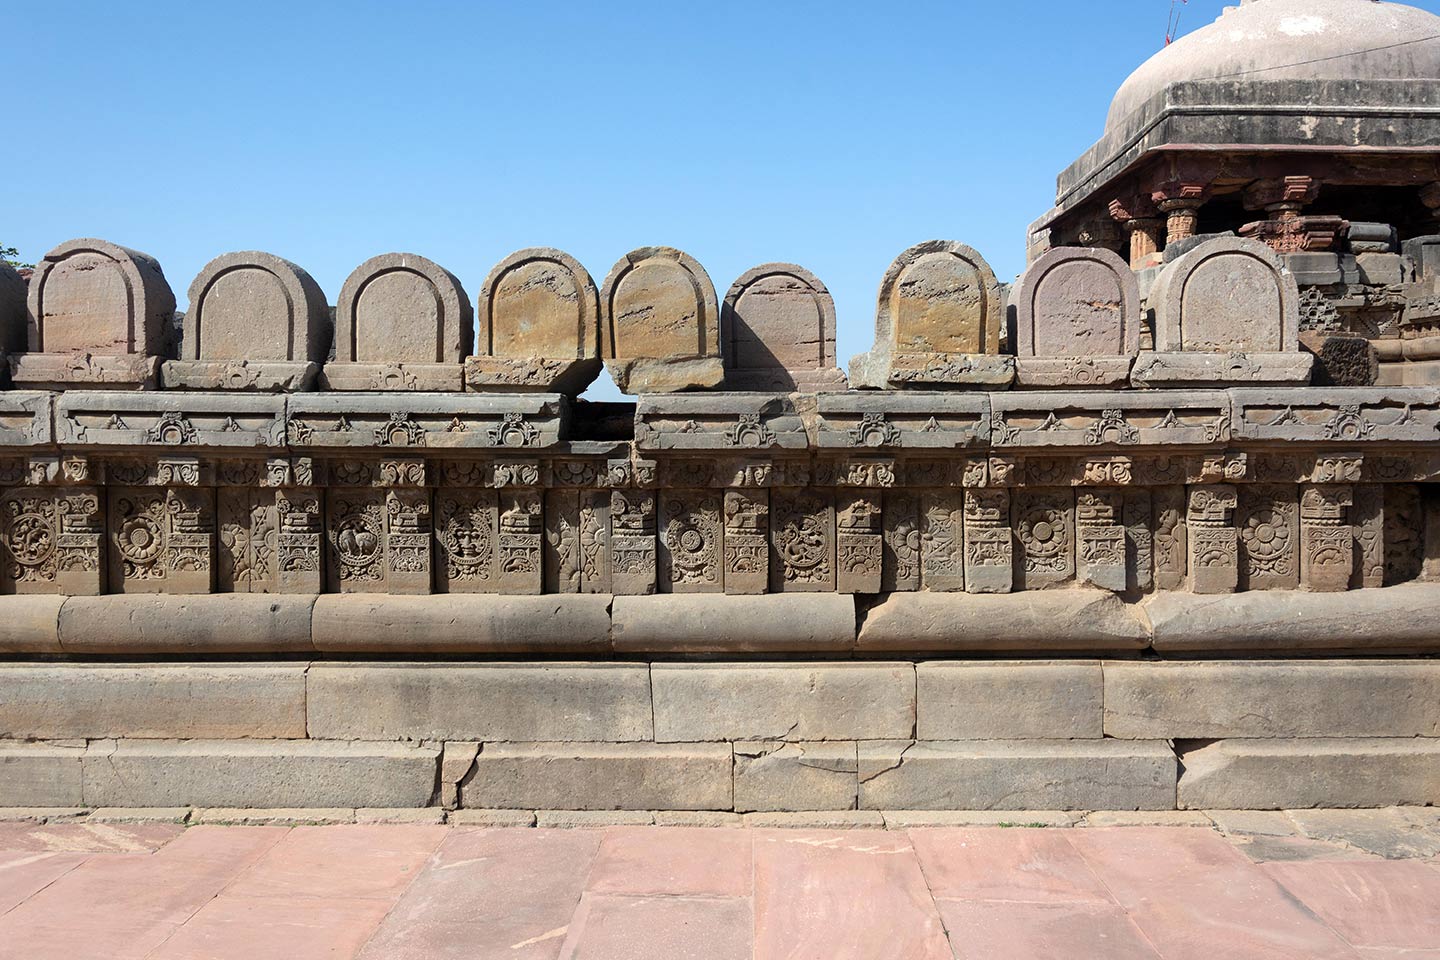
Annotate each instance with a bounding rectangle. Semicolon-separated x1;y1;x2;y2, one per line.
0;821;1437;959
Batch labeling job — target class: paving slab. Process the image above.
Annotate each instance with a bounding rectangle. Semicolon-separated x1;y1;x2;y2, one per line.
146;895;394;960
1233;835;1384;863
358;828;603;960
446;809;536;827
883;810;1082;828
586;826;751;898
936;899;1162;960
0;851;89;915
1264;859;1440;950
0;827;282;960
752;829;952;960
0;821;184;854
225;824;446;901
909;828;1113;903
558;894;752;960
1066;826;1362;959
1207;809;1298;837
1289;808;1440;859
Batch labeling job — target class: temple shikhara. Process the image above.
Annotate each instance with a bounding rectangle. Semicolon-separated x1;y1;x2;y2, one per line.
2;0;1438;816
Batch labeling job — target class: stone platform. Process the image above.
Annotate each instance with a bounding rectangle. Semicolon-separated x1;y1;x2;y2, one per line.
2;656;1437;812
0;813;1437;959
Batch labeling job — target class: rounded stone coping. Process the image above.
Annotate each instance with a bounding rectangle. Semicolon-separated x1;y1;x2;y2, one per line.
1012;246;1139;359
334;252;474;363
599;246;719;361
475;247;600;360
3;586;1440;655
27;237;176;355
183;250;330;363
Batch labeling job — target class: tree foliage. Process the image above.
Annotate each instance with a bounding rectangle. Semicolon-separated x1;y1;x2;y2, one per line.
1;244;33;270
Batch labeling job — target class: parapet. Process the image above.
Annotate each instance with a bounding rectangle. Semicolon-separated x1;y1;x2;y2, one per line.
0;233;1433;620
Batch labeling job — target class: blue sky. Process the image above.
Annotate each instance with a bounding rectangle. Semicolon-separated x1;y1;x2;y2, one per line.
13;0;1434;399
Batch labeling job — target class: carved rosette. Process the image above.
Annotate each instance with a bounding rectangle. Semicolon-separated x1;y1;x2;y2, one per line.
660;492;723;593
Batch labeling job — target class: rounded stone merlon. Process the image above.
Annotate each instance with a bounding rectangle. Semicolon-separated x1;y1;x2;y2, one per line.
57;595;316;655
1149;236;1299;354
26;238;176;356
0;594;65;654
184;251;330;363
611;594;857;653
1145;583;1440;653
857;589;1149;653
599;247;720;391
850;239;1005;389
334;252;474;364
721;263;846;392
1012;246;1139;359
0;260;26;354
310;593;612;654
476;247;600;360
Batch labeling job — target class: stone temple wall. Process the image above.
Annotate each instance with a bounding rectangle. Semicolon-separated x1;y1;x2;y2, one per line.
0;236;1437;814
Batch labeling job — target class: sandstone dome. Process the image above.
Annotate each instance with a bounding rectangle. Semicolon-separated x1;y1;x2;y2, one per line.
1106;0;1440;130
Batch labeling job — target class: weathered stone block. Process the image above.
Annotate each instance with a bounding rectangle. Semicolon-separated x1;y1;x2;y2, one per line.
857;740;1176;811
1177;738;1440;809
1013;246;1139;388
309;594;610;653
13;238;175;390
857;590;1148;652
0;594;64;653
162;250;329;391
82;739;439;808
1146;583;1440;653
306;663;652;741
651;663;915;742
0;741;84;807
459;742;733;811
733;742;858;812
917;661;1103;740
600;247;722;393
0;664;308;739
611;594;855;653
720;263;846;391
325;252;473;391
989;389;1230;448
467;247;602;396
1104;661;1440;739
850;240;1011;389
57;594;315;654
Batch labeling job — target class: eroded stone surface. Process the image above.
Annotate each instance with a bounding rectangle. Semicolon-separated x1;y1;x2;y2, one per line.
468;247;602;396
850;240;1009;389
600;247;721;393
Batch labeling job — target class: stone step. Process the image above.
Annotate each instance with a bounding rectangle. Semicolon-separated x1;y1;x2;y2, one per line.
1178;738;1440;810
857;740;1178;812
0;739;439;809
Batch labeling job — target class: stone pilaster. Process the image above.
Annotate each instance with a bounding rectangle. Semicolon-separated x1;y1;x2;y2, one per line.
494;461;541;596
1300;483;1354;593
963;488;1012;594
836;493;882;595
1187;485;1238;595
919;488;964;592
1076;489;1126;591
609;458;657;596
